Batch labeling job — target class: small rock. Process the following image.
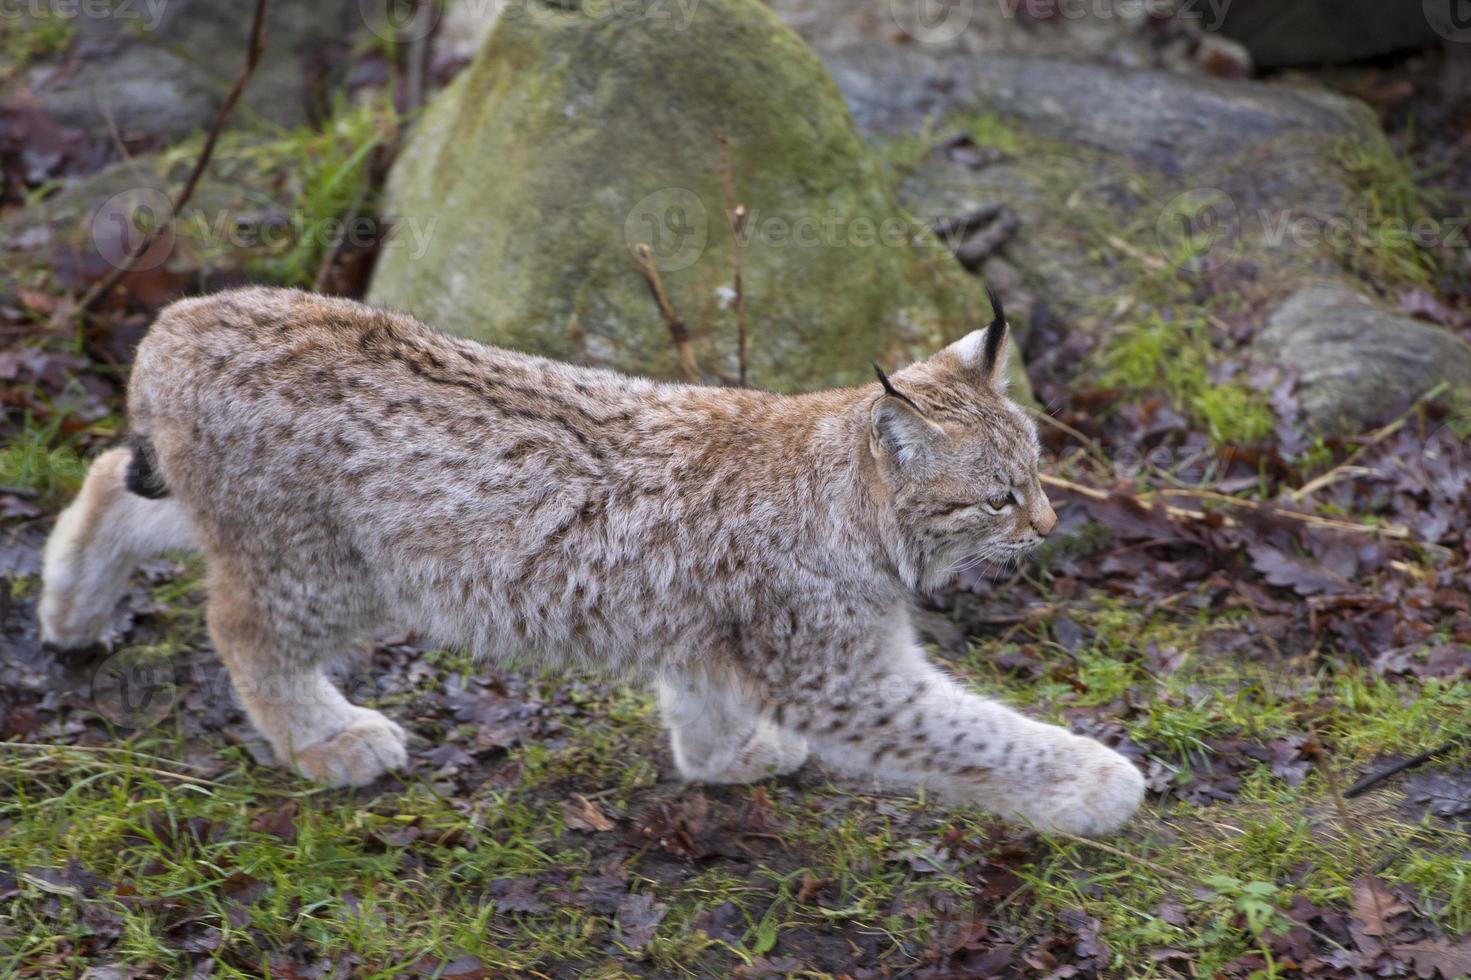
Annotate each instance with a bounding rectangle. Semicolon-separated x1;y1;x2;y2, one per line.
1256;281;1471;432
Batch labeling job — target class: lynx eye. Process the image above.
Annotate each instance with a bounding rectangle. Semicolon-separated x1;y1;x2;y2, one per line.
984;491;1016;515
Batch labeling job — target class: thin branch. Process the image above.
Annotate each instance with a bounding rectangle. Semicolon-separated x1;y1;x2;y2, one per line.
635;243;700;383
1313;735;1394;963
69;0;271;319
718;137;748;387
1024;406;1113;471
1289;383;1449;502
1344;740;1462;799
1040;473;1411;540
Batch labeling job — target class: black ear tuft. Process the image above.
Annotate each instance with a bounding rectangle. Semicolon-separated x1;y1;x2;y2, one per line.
872;362;922;412
982;286;1007;376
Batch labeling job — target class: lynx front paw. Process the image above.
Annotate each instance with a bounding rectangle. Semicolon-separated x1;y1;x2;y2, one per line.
1017;738;1144;838
289;710;408;787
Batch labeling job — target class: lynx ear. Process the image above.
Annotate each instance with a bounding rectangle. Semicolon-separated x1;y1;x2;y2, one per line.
941;286;1010;390
871;364;940;464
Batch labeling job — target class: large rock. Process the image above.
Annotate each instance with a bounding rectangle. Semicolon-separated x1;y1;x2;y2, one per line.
820;44;1470;430
1215;0;1443;69
1258;283;1471;430
366;0;988;392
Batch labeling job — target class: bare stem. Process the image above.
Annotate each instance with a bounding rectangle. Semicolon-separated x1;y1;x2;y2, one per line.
71;0;271;319
636;243;700;383
719;137;748;387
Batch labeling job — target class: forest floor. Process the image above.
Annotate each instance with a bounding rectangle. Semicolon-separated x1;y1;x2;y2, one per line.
4;12;1471;980
2;293;1470;979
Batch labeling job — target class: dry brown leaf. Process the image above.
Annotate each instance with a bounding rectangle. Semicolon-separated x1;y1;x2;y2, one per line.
560;793;615;832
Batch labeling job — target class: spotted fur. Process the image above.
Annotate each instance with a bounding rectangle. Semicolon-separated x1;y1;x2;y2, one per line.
40;287;1143;834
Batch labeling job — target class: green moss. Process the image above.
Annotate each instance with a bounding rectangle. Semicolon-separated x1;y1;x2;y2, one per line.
1333;135;1445;289
1102;314;1274;446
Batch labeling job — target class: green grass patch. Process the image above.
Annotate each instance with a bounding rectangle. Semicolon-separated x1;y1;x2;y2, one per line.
1101;313;1274;446
0;414;89;507
1333;135;1445;289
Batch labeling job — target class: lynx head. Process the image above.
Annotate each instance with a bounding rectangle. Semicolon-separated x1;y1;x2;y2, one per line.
867;290;1057;591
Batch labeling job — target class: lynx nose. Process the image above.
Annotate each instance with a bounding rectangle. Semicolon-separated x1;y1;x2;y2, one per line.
1032;501;1058;538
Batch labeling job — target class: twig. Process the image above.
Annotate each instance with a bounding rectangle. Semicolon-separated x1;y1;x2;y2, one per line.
1024;406;1113;472
1040;473;1411;540
68;0;271;319
1103;232;1169;273
0;740;213;771
718;137;748;387
1288;383;1449;502
635;243;700;383
1344;740;1461;799
1042;828;1178;878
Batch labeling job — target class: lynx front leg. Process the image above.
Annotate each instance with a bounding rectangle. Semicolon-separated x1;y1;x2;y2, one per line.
206;571;406;787
657;664;808;784
781;645;1143;837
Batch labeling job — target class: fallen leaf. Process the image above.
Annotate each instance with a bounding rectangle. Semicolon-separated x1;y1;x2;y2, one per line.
560;793;615;832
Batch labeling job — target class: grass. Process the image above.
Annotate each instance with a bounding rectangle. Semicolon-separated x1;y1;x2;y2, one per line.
3;549;1468;977
1333;135;1445;290
0;414;89;507
158;97;397;290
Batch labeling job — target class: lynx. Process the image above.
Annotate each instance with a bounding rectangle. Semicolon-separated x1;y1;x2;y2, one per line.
41;287;1143;836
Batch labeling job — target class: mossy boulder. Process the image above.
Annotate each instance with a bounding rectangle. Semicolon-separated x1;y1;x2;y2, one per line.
366;0;989;391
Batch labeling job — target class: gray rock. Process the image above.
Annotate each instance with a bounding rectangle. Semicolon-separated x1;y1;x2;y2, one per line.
367;0;992;393
3;0;359;138
820;44;1468;430
1257;282;1471;432
826;44;1376;175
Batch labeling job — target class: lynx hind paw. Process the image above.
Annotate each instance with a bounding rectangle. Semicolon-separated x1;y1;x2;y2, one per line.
1018;738;1145;837
680;721;809;784
289;710;408;787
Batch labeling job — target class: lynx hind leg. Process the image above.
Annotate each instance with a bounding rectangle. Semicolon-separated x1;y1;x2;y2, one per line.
658;665;808;784
206;568;405;787
40;448;196;649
